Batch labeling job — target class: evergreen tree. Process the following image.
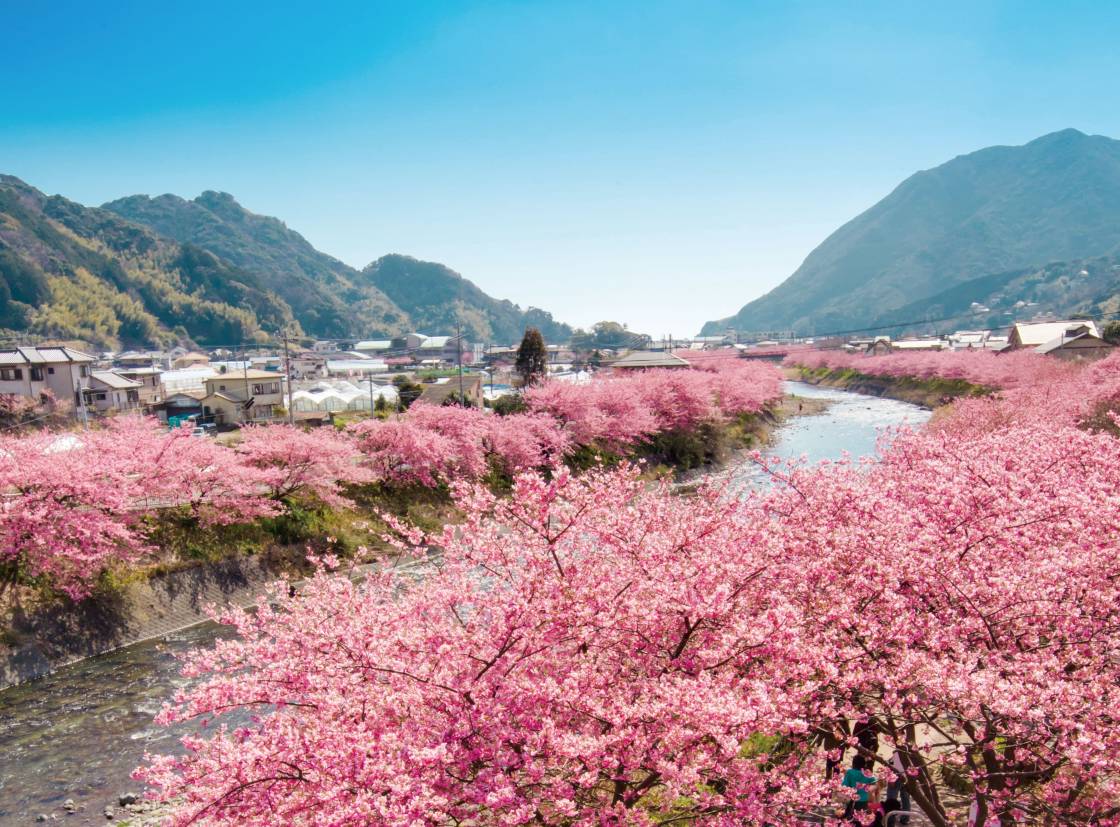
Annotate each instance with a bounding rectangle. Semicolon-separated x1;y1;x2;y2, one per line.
515;327;547;387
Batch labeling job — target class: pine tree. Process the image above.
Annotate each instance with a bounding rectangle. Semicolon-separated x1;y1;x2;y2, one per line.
515;327;547;387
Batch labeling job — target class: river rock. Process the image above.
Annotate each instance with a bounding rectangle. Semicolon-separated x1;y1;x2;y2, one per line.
62;799;76;812
103;807;113;819
118;793;139;807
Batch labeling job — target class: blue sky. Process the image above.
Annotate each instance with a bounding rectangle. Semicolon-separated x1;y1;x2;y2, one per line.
4;0;1120;336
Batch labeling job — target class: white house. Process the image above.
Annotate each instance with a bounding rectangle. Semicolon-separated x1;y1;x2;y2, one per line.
85;371;143;413
0;346;95;407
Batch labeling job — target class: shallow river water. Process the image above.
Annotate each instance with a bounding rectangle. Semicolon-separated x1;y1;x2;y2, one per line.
0;382;930;824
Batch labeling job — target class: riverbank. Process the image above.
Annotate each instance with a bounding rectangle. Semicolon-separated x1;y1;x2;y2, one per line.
785;365;988;408
0;386;929;824
0;401;812;690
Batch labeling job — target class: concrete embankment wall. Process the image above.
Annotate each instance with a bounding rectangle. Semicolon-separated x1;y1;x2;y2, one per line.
0;554;287;688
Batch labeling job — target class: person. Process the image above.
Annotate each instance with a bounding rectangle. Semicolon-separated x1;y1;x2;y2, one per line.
886;750;911;824
841;755;877;823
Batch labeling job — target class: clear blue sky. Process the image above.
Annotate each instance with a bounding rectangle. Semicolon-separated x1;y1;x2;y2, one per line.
4;0;1120;336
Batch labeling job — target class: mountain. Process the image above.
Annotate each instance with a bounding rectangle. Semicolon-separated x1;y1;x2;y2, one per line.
102;192;404;338
0;175;296;348
703;129;1120;336
361;254;571;344
104;192;570;344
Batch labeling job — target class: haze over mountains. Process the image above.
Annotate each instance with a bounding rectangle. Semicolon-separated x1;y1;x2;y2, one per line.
0;178;571;349
703;129;1120;337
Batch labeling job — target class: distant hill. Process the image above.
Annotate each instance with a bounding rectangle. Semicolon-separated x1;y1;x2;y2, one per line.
361;254;571;344
703;129;1120;336
105;192;570;344
0;175;295;348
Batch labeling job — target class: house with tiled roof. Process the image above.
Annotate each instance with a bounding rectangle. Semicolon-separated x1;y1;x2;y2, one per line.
0;346;95;407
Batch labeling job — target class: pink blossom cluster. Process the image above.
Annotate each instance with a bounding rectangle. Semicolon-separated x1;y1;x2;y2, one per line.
786;347;1074;390
140;398;1120;823
0;419;375;598
350;403;571;486
525;357;783;447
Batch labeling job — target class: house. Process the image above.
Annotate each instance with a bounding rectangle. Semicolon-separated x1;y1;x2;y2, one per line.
865;339;894;356
151;390;206;426
172;351;211;369
200;369;286;426
1007;320;1101;350
85;371;143;413
1035;327;1114;361
114;367;163;405
609;351;691;370
418;375;483;407
290;351;328;380
114;350;161;369
0;346;95;407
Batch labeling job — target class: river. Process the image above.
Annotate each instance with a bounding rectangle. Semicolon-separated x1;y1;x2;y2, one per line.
0;382;929;824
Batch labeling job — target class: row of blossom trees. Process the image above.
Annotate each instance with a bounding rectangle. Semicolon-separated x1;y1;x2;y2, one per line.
787;347;1076;391
133;351;1120;825
0;358;785;598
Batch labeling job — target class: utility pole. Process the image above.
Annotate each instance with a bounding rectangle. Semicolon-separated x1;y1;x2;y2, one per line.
368;370;375;417
282;332;294;424
456;320;465;405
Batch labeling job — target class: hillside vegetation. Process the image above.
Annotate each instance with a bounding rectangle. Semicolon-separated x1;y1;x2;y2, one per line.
105;191;570;344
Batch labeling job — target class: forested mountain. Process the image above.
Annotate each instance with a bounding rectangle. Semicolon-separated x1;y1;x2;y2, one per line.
0;175;295;347
361;254;571;343
102;191;404;338
703;129;1120;336
105;192;570;344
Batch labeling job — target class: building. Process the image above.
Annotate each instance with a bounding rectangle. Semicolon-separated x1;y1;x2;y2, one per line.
0;346;95;407
290;380;398;413
201;369;286;426
114;367;163;405
609;351;691;370
889;338;946;352
418;375;483;407
325;359;390;377
85;371;143;413
1035;326;1114;361
152;391;206;426
172;351;211;370
1007;320;1101;350
353;340;393;356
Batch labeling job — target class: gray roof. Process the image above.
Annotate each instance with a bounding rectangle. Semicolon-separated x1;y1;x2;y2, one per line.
611;350;691;369
90;370;143;390
0;346;95;365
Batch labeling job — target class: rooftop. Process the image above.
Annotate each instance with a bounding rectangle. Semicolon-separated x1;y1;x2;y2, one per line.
90;370;142;389
610;350;691;370
0;346;96;366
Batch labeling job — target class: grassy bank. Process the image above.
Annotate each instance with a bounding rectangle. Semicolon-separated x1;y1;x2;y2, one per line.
788;365;990;407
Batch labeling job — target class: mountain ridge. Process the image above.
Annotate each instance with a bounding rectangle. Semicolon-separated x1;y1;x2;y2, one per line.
702;129;1120;336
103;190;571;344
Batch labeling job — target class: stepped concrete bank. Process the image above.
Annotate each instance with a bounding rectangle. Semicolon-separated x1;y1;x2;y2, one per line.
0;554;289;688
786;366;987;408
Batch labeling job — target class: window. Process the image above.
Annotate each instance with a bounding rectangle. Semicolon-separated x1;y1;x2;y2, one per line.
95;393;106;401
79;365;89;377
30;367;43;381
47;367;55;375
219;384;226;391
252;383;278;395
0;368;22;381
